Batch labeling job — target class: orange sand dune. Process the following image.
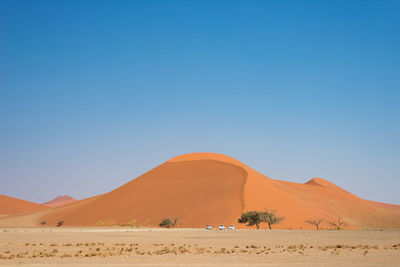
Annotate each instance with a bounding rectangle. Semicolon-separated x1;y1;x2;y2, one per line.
0;153;399;229
0;195;48;215
43;195;77;208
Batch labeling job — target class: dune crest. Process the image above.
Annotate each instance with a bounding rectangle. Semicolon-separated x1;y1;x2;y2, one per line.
305;177;349;193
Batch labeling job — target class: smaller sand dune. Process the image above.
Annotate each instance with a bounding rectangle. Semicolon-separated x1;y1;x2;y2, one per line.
43;195;77;207
0;194;48;215
305;177;350;193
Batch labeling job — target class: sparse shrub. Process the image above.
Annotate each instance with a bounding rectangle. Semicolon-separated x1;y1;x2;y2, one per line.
40;221;46;226
95;220;105;226
127;219;136;227
57;221;64;227
95;219;116;226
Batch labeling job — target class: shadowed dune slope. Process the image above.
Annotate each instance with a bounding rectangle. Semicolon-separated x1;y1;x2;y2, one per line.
0;195;48;215
1;153;399;229
43;195;77;208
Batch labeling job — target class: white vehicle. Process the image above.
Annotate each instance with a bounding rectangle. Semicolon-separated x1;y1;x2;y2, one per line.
218;225;226;230
205;225;212;230
228;225;235;230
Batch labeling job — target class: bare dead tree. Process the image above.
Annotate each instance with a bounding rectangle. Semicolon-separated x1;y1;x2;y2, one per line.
261;207;285;229
172;217;180;228
304;218;323;230
328;217;347;230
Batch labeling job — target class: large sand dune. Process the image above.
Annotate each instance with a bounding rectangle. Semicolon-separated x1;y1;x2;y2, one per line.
0;195;47;215
1;153;399;229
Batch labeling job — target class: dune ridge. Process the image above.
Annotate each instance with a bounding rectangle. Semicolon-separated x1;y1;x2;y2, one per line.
0;153;399;229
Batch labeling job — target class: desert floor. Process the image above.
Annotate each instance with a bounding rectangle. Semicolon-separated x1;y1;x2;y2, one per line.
0;227;399;266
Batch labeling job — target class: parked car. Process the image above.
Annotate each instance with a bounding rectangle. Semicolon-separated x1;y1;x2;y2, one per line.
205;225;212;230
218;225;226;230
228;225;235;230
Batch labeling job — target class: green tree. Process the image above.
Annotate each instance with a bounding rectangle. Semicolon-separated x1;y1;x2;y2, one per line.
159;218;173;228
57;221;64;227
238;211;263;229
260;208;284;229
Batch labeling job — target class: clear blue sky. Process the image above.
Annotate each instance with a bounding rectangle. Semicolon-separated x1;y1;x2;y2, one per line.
1;0;399;204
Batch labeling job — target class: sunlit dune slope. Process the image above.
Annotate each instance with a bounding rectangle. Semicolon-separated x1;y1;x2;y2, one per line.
39;158;246;228
0;194;48;215
1;153;399;229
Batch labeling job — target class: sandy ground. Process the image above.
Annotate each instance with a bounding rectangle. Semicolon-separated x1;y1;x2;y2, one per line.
0;227;399;266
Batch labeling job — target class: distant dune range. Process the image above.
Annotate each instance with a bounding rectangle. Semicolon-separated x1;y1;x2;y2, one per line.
0;153;399;229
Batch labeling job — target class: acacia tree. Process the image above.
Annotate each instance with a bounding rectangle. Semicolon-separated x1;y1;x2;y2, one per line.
171;217;180;228
261;208;285;229
159;218;173;228
159;217;180;228
238;211;263;229
328;217;347;230
305;218;323;230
